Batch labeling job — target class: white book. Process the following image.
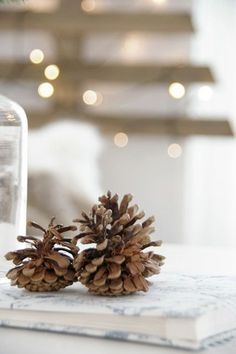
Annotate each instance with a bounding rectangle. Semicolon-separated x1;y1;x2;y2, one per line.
0;272;235;350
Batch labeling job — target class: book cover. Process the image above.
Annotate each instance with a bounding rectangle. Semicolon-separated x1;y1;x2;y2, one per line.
0;272;236;350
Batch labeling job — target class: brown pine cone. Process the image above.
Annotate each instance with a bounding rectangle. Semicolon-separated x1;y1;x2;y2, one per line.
73;191;165;296
5;217;79;292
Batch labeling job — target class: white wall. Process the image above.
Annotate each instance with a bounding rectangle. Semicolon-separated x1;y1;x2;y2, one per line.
100;135;186;243
99;0;236;247
183;0;236;246
183;136;236;246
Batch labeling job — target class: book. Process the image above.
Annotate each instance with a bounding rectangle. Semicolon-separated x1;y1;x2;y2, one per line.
0;272;236;350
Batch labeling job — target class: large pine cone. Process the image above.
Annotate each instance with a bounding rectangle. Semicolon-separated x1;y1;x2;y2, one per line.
5;218;79;291
73;191;165;296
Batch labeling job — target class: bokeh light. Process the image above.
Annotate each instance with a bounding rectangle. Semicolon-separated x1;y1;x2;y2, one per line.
29;49;44;64
44;65;60;80
168;143;182;158
168;82;186;99
81;0;96;12
38;82;54;98
114;132;129;148
83;90;99;105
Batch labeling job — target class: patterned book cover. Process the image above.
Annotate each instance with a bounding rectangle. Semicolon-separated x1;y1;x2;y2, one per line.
0;272;236;350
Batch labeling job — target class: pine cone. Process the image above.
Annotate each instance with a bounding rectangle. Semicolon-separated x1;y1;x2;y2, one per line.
5;217;79;292
73;191;165;296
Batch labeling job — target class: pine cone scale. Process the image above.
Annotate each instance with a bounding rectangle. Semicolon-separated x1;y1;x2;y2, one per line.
6;267;22;280
85;263;97;273
22;267;35;277
107;263;121;279
44;270;58;283
93;266;106;280
124;278;136;292
132;275;144;291
93;275;106;287
97;239;108;251
18;273;31;286
31;269;45;282
91;255;104;266
105;255;125;264
45;252;70;268
110;278;123;290
53;264;68;276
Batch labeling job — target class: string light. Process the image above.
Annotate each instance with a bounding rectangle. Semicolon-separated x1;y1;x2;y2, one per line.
168;143;182;159
152;0;167;5
38;82;54;98
81;0;96;12
114;132;129;148
168;82;185;99
29;49;44;64
198;85;213;101
83;90;99;105
44;65;60;80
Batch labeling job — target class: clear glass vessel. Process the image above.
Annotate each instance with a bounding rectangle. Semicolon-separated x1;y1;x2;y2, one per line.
0;95;28;268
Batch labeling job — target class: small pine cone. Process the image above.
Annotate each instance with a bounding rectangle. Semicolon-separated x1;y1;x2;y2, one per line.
73;191;165;296
5;217;79;292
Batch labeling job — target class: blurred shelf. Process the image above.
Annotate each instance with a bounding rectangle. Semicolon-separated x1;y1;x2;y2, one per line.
0;6;228;138
0;62;214;83
64;63;214;83
0;11;193;33
26;111;233;136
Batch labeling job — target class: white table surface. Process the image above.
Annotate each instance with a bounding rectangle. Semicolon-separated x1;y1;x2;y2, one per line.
1;243;236;354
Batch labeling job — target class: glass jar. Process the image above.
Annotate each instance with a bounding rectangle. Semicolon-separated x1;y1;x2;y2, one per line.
0;95;28;269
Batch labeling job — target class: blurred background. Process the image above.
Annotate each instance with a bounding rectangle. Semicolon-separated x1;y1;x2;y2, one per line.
0;0;235;246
